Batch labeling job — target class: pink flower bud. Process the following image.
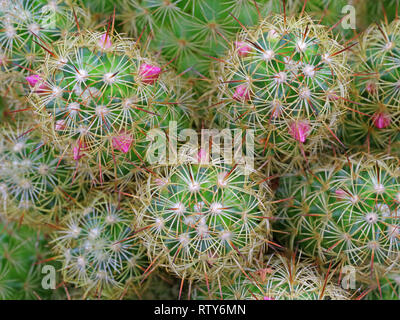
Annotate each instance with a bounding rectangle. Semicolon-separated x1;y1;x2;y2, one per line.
99;33;112;49
155;178;168;187
233;84;250;101
55;120;66;131
289;121;311;143
263;296;275;300
197;148;208;163
372;112;391;129
335;188;347;199
26;74;48;92
112;133;133;153
366;81;376;95
139;63;161;84
73;141;86;161
327;91;340;101
235;41;252;57
26;74;41;87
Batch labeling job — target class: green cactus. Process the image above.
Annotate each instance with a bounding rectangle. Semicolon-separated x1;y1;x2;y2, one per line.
342;19;400;155
51;191;148;299
0;0;90;76
0;216;59;299
209;13;350;175
0;118;87;223
193;253;350;300
137;155;274;282
275;154;400;275
28;30;194;184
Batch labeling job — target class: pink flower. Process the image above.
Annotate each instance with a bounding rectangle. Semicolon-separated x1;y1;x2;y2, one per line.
25;74;48;92
197;148;207;163
372;112;391;129
26;74;42;87
99;33;112;49
139;63;161;84
335;188;347;199
235;41;252;57
289;121;311;143
263;296;275;300
112;133;133;153
366;81;376;95
73;141;86;161
233;84;250;101
55;120;66;131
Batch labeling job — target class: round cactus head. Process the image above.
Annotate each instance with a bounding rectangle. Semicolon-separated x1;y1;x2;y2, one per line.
275;154;400;274
0;119;87;223
29;30;193;182
211;13;350;173
137;158;274;281
343;19;400;154
52;192;148;299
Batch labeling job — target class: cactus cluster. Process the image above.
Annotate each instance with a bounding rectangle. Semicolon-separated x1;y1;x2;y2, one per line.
1;0;400;301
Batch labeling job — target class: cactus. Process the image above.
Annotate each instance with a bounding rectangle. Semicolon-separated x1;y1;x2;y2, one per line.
355;0;399;31
209;13;350;174
28;30;194;184
115;0;305;82
137;155;274;283
0;0;90;76
51;191;148;299
0;215;58;299
193;253;350;300
0;119;87;223
275;154;400;275
366;268;400;300
342;19;400;155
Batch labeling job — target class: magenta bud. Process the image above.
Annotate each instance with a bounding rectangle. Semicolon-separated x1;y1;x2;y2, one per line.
99;33;112;49
235;41;252;57
73;141;86;161
139;63;161;84
327;91;340;101
26;74;48;92
289;121;311;143
112;133;133;153
197;148;208;163
263;296;275;300
55;120;66;131
335;188;347;199
372;112;391;129
366;81;376;94
233;84;250;101
26;74;41;87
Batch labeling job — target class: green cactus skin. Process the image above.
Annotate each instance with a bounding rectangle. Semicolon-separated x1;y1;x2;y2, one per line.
51;192;148;299
209;13;350;175
367;271;400;300
141;271;185;300
137;157;274;282
275;154;400;275
28;30;194;184
0;216;59;300
342;19;400;155
0;119;87;223
355;0;399;31
193;253;350;300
